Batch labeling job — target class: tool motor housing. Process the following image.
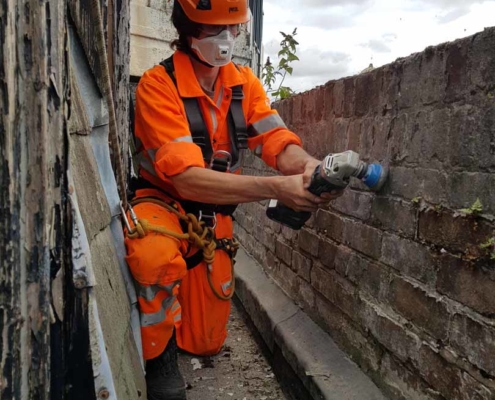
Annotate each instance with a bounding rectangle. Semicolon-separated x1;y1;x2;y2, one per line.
266;151;387;230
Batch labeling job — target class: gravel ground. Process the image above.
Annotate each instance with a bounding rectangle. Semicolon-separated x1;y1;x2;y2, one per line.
178;300;288;400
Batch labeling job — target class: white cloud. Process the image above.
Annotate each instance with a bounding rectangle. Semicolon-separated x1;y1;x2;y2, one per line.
261;0;495;93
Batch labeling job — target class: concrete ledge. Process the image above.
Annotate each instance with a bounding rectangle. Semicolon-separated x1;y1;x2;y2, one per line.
234;248;387;400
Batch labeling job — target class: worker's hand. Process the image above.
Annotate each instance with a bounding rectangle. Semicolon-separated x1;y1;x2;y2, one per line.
275;174;321;212
302;158;344;205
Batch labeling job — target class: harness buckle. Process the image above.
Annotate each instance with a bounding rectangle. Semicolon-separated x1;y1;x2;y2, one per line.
120;201;138;232
210;150;232;172
198;210;217;230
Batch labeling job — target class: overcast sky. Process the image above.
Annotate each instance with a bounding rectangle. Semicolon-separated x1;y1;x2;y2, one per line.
262;0;495;93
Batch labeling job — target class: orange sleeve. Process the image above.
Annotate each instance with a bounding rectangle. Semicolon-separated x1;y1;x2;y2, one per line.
244;69;302;170
135;70;205;178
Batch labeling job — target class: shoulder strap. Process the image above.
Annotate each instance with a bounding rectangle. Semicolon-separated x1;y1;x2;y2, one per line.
160;56;213;163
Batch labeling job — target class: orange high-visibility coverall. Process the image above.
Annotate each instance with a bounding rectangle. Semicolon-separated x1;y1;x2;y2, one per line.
126;50;302;360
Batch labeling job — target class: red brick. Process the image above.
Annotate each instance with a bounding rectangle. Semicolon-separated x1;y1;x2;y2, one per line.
389;277;450;341
419;209;493;258
315;293;344;334
323;82;335;121
332;80;344;118
343;77;355;117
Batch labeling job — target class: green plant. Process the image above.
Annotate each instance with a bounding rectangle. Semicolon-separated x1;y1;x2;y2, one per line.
262;28;299;101
460;198;484;215
479;237;495;260
412;197;422;205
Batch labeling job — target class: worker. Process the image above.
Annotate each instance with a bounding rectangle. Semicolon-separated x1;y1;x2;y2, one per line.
124;0;342;398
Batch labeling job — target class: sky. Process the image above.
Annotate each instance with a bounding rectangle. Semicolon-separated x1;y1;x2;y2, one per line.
261;0;495;93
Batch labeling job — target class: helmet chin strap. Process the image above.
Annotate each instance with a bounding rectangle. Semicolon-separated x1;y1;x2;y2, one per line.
186;47;215;69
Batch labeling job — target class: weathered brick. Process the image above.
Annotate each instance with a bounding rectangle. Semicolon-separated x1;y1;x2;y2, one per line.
323;82;335;121
343;77;355;117
418;209;493;258
315;294;344;334
361;299;420;362
371;197;417;238
398;54;422;109
332;80;344;118
449;104;495;171
389;277;450;341
296;277;315;311
272;263;299;300
330;190;373;221
311;265;337;303
338;316;383;374
332;118;349;154
297;228;319;257
311;267;361;323
359;116;392;162
291;251;312;282
333;245;353;276
450;313;495;376
348;256;390;302
265;249;280;274
445;42;470;104
262;227;277;253
418;45;447;106
415;344;493;400
381;234;436;284
280;224;299;244
318;239;339;270
380;353;444;400
343;220;383;259
243;215;254;234
436;253;495;317
315;209;345;242
346;119;361;152
275;239;292;266
386;167;448;204
447;172;495;215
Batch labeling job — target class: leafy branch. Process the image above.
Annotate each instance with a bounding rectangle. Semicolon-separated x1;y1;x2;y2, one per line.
262;28;299;101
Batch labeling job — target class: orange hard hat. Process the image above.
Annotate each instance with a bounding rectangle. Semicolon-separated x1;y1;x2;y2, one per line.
176;0;250;25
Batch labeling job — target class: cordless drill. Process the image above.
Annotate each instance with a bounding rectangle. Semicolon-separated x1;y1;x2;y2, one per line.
266;150;388;230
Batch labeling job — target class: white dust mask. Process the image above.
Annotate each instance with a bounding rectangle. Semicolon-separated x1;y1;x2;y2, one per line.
190;30;235;67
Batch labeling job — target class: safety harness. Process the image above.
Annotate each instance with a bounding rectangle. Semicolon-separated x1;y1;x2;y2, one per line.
125;55;247;299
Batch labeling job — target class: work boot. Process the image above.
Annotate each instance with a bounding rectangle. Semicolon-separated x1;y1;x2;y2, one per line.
145;331;187;400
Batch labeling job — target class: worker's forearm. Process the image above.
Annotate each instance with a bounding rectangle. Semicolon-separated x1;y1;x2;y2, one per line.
171;167;281;205
276;144;318;176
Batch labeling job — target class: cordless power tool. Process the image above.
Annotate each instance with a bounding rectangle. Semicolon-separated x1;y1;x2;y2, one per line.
266;150;388;230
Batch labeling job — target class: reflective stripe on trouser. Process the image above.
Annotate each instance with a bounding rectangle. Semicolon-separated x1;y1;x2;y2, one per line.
124;189;234;359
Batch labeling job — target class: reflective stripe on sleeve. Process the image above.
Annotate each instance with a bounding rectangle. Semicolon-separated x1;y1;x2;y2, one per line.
250;114;287;136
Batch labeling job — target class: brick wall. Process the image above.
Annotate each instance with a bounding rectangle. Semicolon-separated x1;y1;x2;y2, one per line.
235;27;495;400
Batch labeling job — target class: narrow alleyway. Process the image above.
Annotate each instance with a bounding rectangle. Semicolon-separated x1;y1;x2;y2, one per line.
178;299;289;400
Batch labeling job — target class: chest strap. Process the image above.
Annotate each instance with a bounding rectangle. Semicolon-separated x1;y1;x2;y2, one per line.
159;55;248;169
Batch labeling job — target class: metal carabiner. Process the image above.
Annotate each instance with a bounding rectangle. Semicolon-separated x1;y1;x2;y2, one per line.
198;210;217;230
120;201;138;232
209;150;232;172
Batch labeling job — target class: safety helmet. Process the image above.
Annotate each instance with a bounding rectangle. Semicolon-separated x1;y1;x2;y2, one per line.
176;0;249;25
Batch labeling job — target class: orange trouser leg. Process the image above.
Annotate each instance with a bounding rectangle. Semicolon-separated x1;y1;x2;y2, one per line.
176;214;235;356
124;199;188;361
